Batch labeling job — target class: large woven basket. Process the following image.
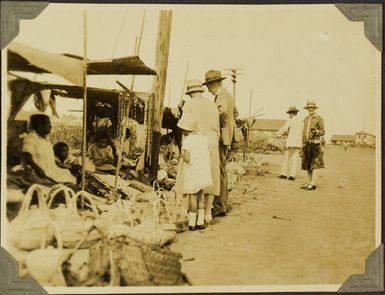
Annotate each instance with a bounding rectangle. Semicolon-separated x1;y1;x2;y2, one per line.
9;184;54;250
109;236;183;286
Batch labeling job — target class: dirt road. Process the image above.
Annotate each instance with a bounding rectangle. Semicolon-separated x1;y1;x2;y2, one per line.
170;145;376;285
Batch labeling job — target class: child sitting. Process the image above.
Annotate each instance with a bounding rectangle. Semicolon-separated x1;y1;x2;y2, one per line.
53;142;95;176
53;142;80;170
176;112;212;230
87;132;116;174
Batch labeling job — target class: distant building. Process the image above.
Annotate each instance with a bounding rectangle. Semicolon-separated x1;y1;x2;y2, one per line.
249;119;286;136
330;135;356;146
330;131;375;147
355;130;376;146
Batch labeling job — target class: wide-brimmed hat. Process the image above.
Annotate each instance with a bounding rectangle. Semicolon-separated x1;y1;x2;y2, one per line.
202;70;226;85
177;112;198;132
304;100;319;109
286;106;299;113
185;79;204;95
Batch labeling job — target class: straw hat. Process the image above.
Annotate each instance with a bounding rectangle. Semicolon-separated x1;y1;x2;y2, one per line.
185;79;204;95
286;106;299;113
177;112;198;132
202;70;226;85
304;100;319;109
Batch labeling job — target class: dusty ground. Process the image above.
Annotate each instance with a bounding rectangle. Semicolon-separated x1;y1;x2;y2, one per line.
170;145;376;285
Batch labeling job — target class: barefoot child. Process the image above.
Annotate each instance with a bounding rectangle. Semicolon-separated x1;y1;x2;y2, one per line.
176;112;212;230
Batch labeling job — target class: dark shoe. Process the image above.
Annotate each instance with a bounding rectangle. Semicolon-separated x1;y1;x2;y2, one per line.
301;184;309;189
278;175;287;179
288;176;295;181
305;184;316;190
196;224;205;230
226;205;232;213
189;226;196;231
212;211;227;217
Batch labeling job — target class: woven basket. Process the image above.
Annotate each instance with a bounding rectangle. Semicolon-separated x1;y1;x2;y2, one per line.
110;236;183;286
9;184;54;250
48;189;101;249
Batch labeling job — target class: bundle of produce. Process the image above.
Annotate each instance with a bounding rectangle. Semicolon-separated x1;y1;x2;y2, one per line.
8;184;55;250
88;233;184;286
48;190;101;249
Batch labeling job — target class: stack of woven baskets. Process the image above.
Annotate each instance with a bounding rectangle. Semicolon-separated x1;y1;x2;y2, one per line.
7;180;186;287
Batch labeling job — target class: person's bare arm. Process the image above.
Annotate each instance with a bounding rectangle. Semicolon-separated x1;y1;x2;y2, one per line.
22;152;46;177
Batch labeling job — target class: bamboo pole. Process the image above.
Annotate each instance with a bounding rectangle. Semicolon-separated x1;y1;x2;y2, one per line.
168;83;171;107
80;11;88;207
248;90;252;117
148;10;173;182
130;11;146;91
179;61;190;105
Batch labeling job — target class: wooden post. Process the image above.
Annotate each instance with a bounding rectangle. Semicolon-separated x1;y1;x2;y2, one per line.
248;90;252;117
147;10;173;182
80;11;88;200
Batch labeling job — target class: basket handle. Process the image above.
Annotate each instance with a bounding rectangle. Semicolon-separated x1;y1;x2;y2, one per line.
40;218;64;250
18;184;50;217
154;198;173;225
152;181;161;192
71;191;99;215
46;184;76;209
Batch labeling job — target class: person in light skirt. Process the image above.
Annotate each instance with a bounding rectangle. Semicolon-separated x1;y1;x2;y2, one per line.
277;106;303;181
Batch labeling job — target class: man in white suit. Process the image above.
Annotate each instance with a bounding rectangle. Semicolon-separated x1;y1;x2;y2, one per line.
203;70;235;217
277;106;303;180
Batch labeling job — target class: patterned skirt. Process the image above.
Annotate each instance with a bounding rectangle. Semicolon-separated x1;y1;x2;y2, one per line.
301;142;325;170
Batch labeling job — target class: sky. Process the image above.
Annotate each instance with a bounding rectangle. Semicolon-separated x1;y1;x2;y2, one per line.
8;3;381;140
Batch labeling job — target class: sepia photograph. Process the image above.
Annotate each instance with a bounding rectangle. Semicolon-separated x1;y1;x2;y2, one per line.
1;1;382;293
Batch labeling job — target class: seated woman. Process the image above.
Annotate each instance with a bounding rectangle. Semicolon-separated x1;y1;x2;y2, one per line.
21;114;77;185
87;132;116;174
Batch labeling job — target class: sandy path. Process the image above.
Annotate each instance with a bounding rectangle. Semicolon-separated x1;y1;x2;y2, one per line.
170;146;376;285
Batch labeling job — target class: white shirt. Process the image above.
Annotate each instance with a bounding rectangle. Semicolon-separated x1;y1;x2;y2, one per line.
22;132;76;183
277;115;303;148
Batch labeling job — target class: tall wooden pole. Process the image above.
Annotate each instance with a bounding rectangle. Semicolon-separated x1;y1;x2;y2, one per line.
248;90;252;117
130;11;146;91
80;11;88;199
179;61;189;104
147;10;173;182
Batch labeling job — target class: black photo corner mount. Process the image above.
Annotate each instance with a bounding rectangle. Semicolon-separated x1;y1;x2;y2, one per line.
0;1;383;294
0;1;50;49
0;247;48;295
